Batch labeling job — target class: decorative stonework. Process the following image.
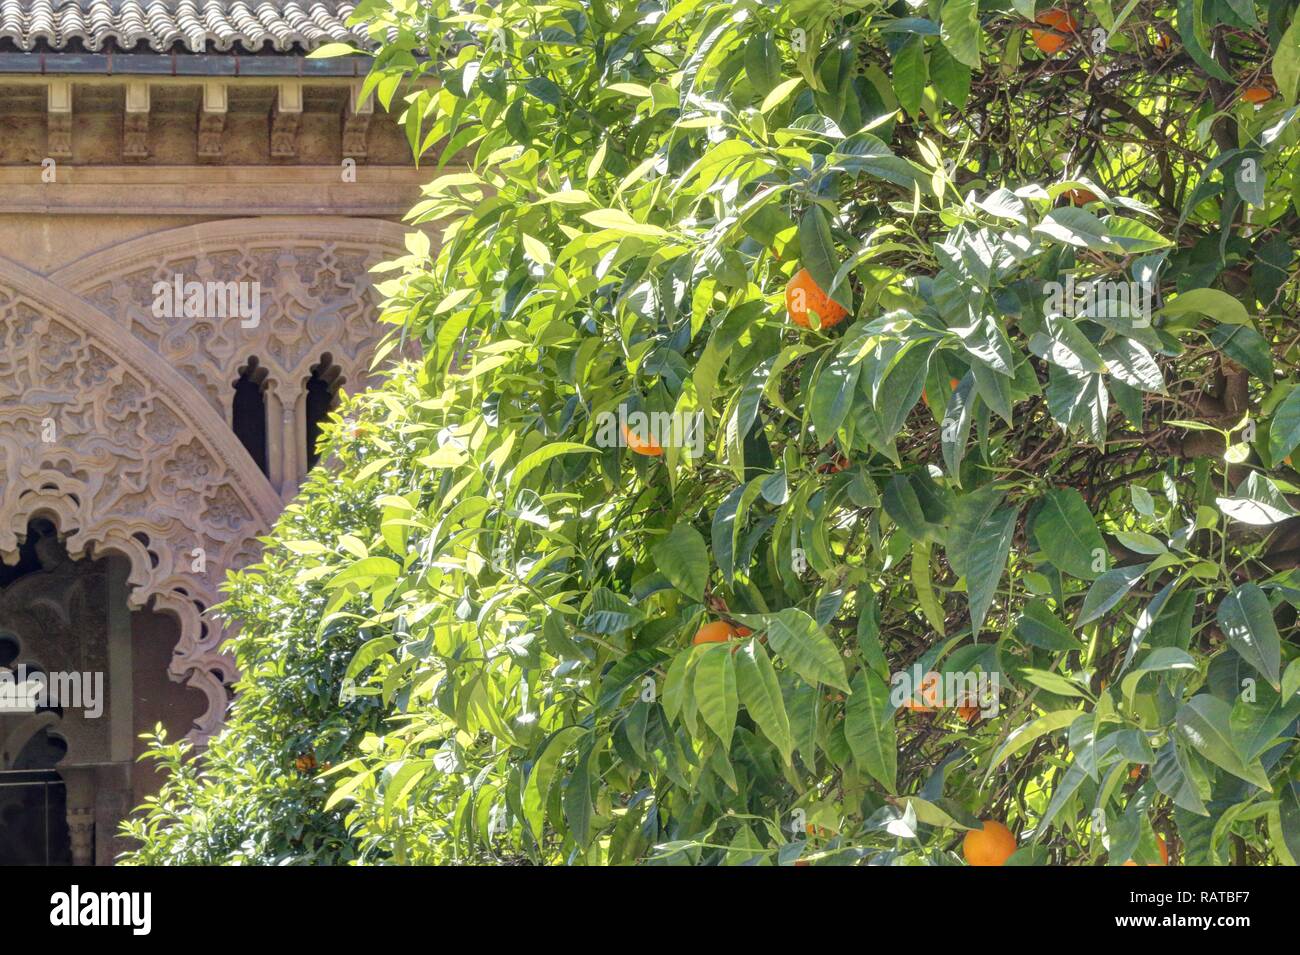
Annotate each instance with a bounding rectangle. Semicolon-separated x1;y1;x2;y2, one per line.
123;112;150;161
0;266;283;741
0;218;408;744
0;550;109;768
56;219;409;434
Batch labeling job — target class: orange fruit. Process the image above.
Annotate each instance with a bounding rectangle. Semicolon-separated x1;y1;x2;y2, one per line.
1123;836;1169;866
734;626;753;637
1129;765;1143;780
621;422;663;457
1063;188;1098;206
1242;85;1273;105
963;820;1017;866
949;377;959;391
1032;9;1078;54
957;703;981;723
692;621;737;645
786;268;849;329
902;672;941;713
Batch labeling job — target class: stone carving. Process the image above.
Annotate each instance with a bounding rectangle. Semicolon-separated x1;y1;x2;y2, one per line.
0;218;411;743
0;543;109;769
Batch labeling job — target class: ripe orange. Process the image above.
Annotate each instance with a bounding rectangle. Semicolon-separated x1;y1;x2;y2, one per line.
1123;836;1169;866
786;268;849;329
957;703;981;723
622;422;663;457
1063;188;1098;206
902;672;941;713
1242;84;1273;105
817;453;852;474
1129;765;1143;780
963;820;1018;866
734;626;753;637
1032;9;1078;54
693;621;737;645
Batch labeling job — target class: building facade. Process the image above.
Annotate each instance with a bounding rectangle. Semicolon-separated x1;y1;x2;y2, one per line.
0;0;424;864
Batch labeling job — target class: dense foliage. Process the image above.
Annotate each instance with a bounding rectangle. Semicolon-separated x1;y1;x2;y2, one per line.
127;0;1300;865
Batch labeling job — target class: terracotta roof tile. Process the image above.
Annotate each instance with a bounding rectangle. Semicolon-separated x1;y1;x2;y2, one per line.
0;0;368;53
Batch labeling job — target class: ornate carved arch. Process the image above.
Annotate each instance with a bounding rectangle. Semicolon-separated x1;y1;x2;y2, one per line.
52;217;411;420
0;261;286;741
1;219;411;742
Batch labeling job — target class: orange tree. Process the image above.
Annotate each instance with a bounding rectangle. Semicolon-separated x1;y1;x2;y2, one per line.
125;0;1300;864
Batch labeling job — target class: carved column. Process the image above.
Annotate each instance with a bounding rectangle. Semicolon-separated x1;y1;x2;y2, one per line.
62;767;95;866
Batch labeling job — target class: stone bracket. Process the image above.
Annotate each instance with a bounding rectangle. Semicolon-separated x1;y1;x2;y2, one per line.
343;83;373;160
198;80;227;161
123;82;150;161
270;81;303;159
47;79;73;160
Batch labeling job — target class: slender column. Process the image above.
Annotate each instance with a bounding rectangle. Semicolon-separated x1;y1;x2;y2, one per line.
107;556;132;763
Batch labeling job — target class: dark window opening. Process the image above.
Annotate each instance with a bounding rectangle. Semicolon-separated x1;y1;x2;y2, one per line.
232;358;269;476
305;354;342;469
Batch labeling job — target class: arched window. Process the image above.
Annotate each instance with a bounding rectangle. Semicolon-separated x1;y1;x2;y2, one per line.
232;358;269;476
305;354;342;469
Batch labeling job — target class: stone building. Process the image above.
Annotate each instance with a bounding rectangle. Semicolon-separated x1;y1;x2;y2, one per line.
0;0;422;864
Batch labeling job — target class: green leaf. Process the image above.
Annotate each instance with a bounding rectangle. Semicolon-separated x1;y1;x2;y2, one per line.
523;726;587;839
1032;488;1106;580
939;0;981;67
651;523;710;601
510;442;597;488
581;208;669;238
1269;387;1300;463
948;486;1019;635
1104;217;1172;253
1217;472;1298;525
1015;599;1081;651
1159;287;1250;325
344;636;398;682
744;31;783;95
694;645;738;748
1175;695;1272;791
892;35;927;118
1033;207;1115;251
735;641;794;763
928;42;971;107
1277;16;1300;106
798;204;849;310
994;710;1080;766
1216;583;1282;689
746;608;849;691
811;340;863;442
1211;324;1273;383
845;668;897;791
912;539;947;635
1077;563;1148;625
